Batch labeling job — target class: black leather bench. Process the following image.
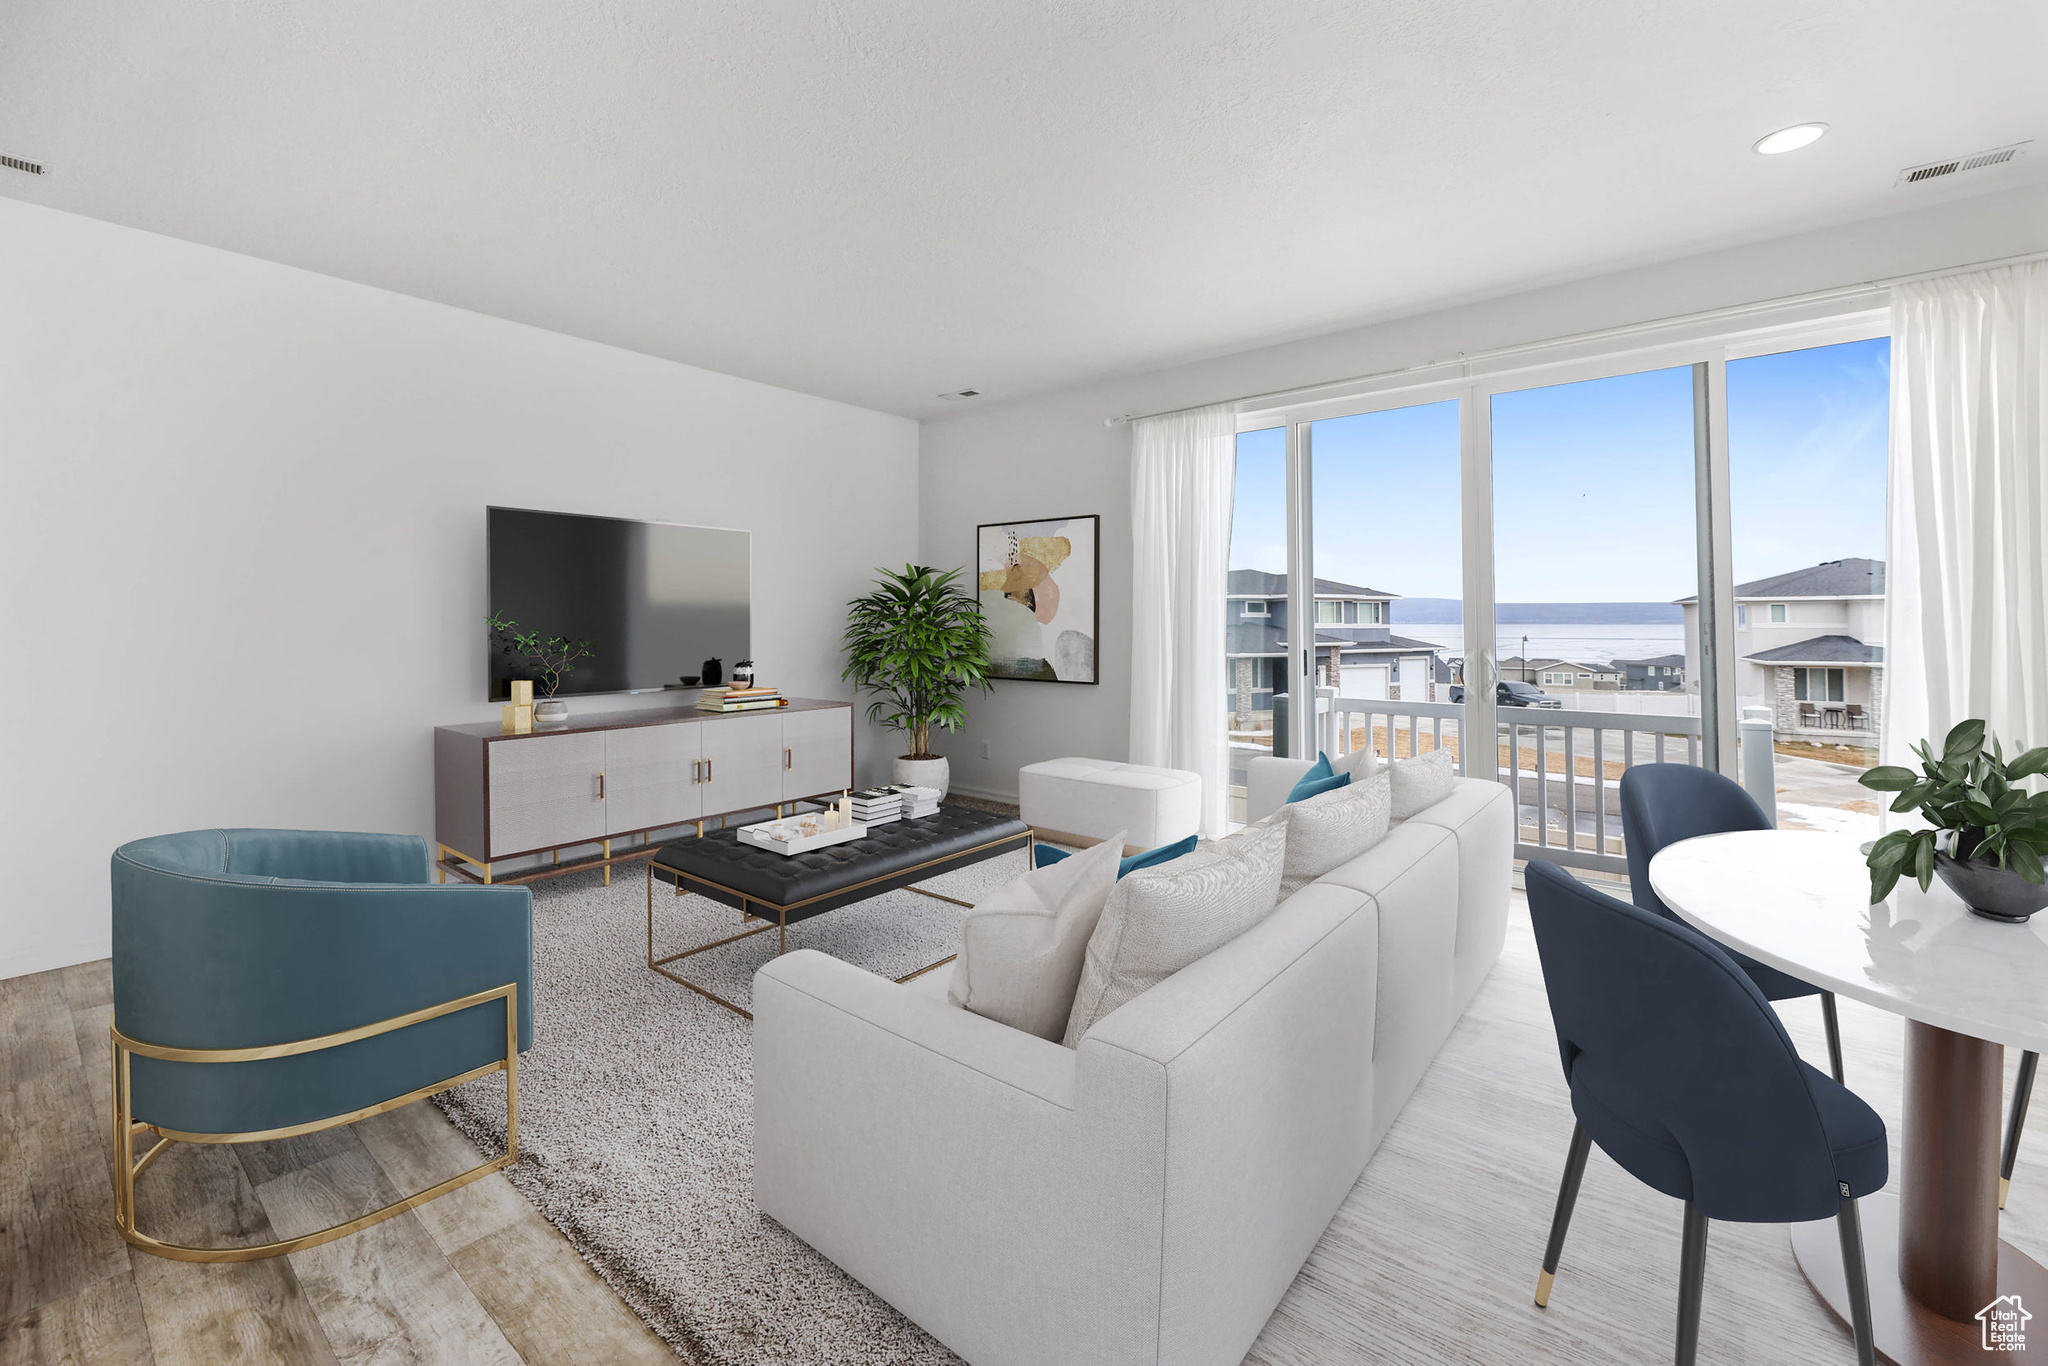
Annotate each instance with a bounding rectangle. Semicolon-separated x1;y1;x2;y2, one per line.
644;805;1032;1016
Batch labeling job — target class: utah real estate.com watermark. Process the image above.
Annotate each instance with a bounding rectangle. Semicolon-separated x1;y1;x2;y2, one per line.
1978;1294;2031;1353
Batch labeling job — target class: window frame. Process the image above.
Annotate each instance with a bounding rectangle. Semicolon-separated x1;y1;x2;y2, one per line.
1233;304;1889;786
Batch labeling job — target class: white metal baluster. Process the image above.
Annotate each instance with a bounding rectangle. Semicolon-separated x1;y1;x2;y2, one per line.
1564;724;1578;852
1594;726;1609;856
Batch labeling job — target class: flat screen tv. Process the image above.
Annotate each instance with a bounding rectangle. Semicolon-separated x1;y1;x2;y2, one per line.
486;506;750;701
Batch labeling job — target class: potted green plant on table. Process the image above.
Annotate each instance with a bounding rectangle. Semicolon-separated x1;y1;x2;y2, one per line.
840;565;994;798
486;612;596;722
1860;719;2048;922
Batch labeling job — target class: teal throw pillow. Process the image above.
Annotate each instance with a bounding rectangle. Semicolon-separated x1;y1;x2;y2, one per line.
1286;752;1350;804
1034;833;1200;880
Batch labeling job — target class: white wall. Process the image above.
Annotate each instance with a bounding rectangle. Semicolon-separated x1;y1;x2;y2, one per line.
0;198;919;981
921;183;2048;801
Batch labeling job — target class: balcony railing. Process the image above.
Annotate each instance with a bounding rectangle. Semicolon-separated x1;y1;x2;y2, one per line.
1322;693;1705;875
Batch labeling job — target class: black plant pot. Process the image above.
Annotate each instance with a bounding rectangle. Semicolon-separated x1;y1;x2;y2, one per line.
1933;850;2048;923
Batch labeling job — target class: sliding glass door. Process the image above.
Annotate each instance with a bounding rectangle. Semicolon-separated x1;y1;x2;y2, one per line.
1726;335;1892;840
1225;311;1888;860
1224;427;1286;824
1489;366;1706;867
1307;400;1464;776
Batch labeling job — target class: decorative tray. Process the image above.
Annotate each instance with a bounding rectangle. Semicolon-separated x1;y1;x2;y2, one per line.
736;816;868;857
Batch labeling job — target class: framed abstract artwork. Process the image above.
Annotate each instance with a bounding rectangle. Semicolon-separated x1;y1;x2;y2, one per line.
976;514;1099;684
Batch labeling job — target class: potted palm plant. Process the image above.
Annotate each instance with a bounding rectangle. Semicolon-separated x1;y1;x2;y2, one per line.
1860;719;2048;922
841;565;995;797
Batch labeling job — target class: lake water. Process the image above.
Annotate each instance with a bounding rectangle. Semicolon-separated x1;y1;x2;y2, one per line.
1394;622;1686;665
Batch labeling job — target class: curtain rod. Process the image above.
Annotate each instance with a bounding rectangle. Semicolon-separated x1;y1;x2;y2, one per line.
1101;247;2048;428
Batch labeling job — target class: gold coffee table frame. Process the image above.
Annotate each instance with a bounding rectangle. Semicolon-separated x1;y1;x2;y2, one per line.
647;828;1034;1019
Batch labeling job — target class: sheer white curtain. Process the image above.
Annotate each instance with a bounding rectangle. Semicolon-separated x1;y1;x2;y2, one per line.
1885;261;2048;768
1129;403;1235;836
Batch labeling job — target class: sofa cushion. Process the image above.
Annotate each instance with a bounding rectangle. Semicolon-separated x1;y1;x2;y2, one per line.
948;833;1124;1041
1339;747;1380;783
1389;746;1457;821
1278;770;1392;901
1062;817;1288;1047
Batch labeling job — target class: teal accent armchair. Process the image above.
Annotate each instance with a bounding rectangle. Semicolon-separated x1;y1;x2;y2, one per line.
109;828;533;1261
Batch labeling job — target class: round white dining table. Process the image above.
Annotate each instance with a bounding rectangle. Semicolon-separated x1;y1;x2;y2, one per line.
1651;829;2047;1366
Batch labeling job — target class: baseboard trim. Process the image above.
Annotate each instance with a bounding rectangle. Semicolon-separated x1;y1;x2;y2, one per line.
942;779;1019;806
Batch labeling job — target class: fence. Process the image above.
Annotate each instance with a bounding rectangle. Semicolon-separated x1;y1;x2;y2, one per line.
1325;693;1708;875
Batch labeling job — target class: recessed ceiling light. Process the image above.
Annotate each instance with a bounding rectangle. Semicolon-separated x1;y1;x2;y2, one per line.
1754;123;1829;155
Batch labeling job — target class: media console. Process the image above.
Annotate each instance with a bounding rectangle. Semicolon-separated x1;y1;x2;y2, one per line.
433;698;854;886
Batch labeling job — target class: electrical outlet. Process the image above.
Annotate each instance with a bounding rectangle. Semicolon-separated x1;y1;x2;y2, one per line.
980;741;991;760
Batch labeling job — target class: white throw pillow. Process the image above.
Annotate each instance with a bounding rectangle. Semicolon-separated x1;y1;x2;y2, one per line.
947;833;1124;1040
1389;745;1457;821
1277;769;1392;901
1338;747;1380;784
1061;817;1288;1047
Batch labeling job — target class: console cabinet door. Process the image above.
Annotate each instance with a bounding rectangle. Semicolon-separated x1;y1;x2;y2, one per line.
699;712;785;816
604;722;702;835
782;707;852;801
487;731;607;857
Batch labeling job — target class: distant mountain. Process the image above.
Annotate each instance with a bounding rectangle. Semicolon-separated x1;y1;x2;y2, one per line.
1393;599;1685;625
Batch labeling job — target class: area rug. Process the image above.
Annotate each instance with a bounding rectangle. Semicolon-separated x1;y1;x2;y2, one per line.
433;834;1041;1365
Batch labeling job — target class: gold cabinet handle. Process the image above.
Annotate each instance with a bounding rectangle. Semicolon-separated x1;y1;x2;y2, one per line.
596;773;605;800
785;747;792;770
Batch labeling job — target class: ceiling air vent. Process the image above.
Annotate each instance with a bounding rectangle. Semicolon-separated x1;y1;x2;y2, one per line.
1;153;48;177
1895;141;2029;186
935;390;982;401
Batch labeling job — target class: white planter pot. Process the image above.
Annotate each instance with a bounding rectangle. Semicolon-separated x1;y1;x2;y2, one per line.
533;699;570;725
892;755;950;798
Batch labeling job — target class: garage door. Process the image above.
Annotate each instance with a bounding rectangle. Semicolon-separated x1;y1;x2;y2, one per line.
1340;665;1390;699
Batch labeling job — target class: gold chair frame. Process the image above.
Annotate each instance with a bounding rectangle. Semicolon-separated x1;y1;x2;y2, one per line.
111;983;520;1263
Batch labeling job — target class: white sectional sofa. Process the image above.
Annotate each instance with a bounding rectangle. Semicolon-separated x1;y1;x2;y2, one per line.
752;765;1513;1366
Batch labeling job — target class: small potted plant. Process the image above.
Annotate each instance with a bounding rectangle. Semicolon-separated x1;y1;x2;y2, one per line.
486;612;595;722
1859;719;2048;922
841;565;995;798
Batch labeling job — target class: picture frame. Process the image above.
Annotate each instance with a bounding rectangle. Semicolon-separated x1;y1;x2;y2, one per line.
975;514;1100;684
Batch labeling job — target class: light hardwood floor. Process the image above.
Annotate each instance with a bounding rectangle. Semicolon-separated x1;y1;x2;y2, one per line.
7;895;2043;1365
0;959;676;1366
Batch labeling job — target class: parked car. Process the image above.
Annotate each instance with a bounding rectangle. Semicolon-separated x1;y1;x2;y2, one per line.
1448;680;1564;709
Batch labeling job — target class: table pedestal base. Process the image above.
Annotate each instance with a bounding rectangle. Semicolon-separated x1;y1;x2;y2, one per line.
1792;1193;2047;1364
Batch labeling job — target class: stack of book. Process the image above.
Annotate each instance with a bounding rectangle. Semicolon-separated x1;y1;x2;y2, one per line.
696;686;785;713
848;786;906;826
897;785;942;819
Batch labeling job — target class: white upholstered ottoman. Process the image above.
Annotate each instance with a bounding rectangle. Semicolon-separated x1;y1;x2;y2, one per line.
1017;757;1201;851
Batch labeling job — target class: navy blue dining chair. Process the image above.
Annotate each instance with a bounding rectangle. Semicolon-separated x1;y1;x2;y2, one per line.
1525;860;1883;1366
1620;763;1846;1083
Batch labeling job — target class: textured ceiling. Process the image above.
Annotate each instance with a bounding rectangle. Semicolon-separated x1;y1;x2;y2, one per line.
4;1;2045;417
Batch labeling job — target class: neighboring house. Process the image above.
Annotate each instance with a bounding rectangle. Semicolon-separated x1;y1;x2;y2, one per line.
1612;654;1687;691
1226;570;1442;721
1677;557;1885;738
1497;657;1621;692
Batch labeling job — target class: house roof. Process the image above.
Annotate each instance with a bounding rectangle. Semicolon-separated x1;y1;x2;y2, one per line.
1674;558;1885;605
1229;622;1444;658
1501;656;1616;673
1743;634;1885;666
1332;633;1446;656
1227;569;1397;599
1613;654;1686;668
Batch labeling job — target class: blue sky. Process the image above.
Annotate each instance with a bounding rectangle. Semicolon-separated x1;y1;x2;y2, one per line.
1231;336;1891;605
